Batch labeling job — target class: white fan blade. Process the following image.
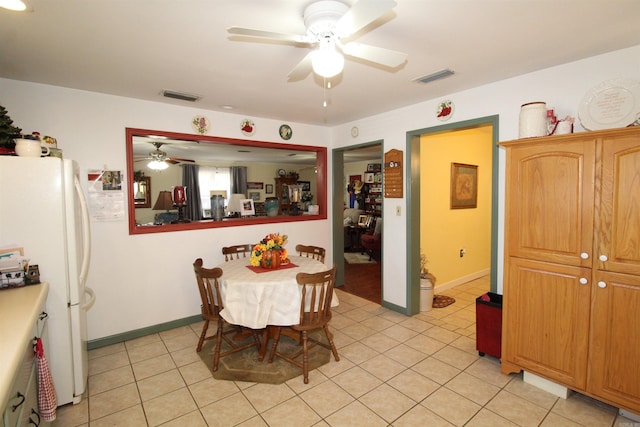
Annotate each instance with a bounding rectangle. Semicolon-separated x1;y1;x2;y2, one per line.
227;26;309;44
288;52;313;81
335;0;397;38
342;42;407;68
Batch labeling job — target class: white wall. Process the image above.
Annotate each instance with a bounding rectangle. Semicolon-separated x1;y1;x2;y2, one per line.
1;44;638;338
0;80;331;340
331;45;640;307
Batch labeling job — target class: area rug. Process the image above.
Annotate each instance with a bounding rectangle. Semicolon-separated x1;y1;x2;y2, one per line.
344;252;377;264
198;330;330;384
433;295;456;308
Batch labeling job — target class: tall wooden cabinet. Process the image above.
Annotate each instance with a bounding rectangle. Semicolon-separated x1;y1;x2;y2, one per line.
274;177;297;215
500;127;640;413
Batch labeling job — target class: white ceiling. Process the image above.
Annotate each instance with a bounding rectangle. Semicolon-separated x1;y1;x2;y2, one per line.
1;1;639;127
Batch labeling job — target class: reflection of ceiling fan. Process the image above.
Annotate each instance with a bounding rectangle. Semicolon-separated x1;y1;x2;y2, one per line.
135;142;195;170
227;0;407;80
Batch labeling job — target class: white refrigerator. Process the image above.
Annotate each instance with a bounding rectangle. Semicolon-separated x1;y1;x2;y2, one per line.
0;156;94;406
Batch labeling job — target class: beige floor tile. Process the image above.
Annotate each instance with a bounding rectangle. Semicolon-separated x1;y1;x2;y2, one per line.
90;404;147;427
125;333;161;350
392;404;455;427
445;372;500;405
359;354;406;381
261;396;321;427
142;387;197;426
88;342;125;360
343;307;379;322
89;383;141;420
359;315;396;331
159;325;196;340
504;376;559;410
88;365;135;396
422;387;481;427
285;368;329;394
235;415;269;427
317;355;355;378
360;332;401;353
378;310;410;323
170;345;203;367
54;399;88;426
463;357;512;388
324;400;388;427
163;332;199;353
539;412;583;426
449;335;477;354
339;323;378;341
200;392;258;427
423;325;462;344
132;353;176;381
137;369;185;401
359;383;416;423
397;316;433;333
551;393;618;426
179;359;214;385
485;390;549;427
465;408;518;426
339;341;379;365
383;343;429;367
88;350;130;376
432;345;479;370
127;340;168;364
299;380;354;418
404;333;447;355
387;369;440;402
380;324;420;342
159;410;208;427
332;366;383;398
242;382;296;413
189;377;239;407
328;313;358;330
411;357;461;385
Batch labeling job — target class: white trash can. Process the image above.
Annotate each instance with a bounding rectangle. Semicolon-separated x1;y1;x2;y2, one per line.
420;278;434;312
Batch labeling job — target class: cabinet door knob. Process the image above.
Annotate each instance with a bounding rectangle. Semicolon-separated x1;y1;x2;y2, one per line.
599;254;608;262
579;277;588;285
580;252;589;259
598;281;607;289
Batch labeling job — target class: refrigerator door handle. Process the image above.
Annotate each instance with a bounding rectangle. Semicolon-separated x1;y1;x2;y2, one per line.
74;176;92;286
82;287;96;311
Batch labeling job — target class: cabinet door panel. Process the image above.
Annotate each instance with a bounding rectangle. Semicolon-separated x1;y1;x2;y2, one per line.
588;270;640;413
506;140;595;267
504;258;591;389
598;136;640;276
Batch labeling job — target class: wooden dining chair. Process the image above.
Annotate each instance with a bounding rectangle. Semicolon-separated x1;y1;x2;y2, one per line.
295;244;326;263
268;264;339;383
193;258;261;371
222;244;252;262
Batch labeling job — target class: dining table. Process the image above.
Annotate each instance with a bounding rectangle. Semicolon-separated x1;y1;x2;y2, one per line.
215;255;339;360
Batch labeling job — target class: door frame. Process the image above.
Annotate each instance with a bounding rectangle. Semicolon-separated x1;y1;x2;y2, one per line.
406;115;500;313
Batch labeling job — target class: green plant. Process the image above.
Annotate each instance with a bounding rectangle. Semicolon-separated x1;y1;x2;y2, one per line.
0;105;22;148
420;251;429;278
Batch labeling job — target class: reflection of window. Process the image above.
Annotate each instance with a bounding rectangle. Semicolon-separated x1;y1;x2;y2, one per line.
198;167;231;217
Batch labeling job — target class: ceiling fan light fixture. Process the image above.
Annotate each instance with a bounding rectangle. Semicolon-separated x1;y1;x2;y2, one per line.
0;0;26;11
311;43;344;78
148;160;169;170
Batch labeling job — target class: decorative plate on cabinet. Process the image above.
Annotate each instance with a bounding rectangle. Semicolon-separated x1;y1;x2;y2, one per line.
579;78;640;130
192;115;210;134
241;119;255;136
279;124;292;140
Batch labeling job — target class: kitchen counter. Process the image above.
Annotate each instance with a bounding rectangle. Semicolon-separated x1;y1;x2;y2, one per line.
0;283;49;412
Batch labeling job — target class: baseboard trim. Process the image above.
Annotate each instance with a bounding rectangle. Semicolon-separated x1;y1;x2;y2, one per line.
88;314;202;350
434;269;490;293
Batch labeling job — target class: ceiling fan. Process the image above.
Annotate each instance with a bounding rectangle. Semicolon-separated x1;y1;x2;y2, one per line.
227;0;407;80
135;141;195;170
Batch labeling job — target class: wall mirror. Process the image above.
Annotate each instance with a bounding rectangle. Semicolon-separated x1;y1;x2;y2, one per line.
126;128;327;235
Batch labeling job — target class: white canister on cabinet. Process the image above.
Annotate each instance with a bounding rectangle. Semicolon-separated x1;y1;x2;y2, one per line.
519;102;548;138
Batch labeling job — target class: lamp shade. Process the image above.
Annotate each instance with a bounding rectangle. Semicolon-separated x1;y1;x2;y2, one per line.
152;191;174;211
311;40;344;78
227;193;245;214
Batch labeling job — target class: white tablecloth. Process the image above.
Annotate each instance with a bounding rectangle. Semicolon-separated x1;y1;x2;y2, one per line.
217;256;338;329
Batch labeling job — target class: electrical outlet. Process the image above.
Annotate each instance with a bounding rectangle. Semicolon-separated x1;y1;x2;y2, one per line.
460;248;466;257
396;205;401;216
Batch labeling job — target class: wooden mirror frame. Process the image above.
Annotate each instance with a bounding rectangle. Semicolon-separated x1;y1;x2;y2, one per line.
126;128;327;235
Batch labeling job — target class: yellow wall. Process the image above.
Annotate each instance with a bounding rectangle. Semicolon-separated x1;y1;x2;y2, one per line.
420;125;493;287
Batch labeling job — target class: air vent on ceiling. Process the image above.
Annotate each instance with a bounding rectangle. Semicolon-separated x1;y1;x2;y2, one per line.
161;90;200;102
413;69;455;85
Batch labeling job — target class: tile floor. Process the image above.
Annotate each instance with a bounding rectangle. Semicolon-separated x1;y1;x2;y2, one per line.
53;277;638;426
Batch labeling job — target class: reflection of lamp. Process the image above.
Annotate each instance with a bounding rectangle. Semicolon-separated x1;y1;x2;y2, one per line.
171;186;190;224
227;193;245;218
147;160;169;170
288;184;304;216
153;191;174;211
311;39;344;78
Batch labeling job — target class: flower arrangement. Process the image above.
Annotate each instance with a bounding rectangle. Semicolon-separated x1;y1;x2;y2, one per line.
250;233;288;267
301;192;313;203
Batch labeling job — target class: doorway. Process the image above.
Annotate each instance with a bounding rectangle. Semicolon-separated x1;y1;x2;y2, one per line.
332;142;383;303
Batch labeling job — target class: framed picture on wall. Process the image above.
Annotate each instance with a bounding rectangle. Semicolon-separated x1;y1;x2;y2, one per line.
248;190;262;201
450;163;478;209
265;184;273;194
363;172;374;183
299;180;311;191
247;181;263;190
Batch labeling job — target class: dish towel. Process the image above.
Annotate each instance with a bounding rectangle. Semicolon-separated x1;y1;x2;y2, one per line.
35;337;57;422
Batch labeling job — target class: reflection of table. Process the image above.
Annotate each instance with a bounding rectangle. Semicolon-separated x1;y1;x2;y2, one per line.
216;255;338;360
